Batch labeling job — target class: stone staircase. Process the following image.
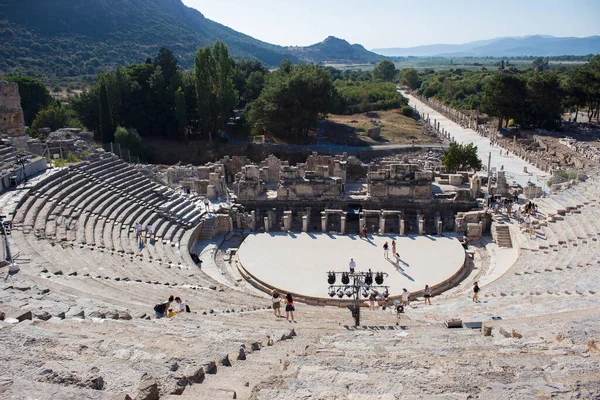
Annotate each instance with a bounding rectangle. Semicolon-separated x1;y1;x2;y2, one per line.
492;223;512;248
198;217;216;242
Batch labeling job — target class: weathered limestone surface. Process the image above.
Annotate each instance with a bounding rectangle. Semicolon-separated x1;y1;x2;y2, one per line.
0;79;25;138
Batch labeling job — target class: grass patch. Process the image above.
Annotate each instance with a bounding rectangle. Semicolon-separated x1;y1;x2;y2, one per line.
323;109;439;146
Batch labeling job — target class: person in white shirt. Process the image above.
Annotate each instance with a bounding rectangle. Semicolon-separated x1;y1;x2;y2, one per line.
401;288;410;307
145;223;153;242
135;223;143;241
349;258;356;273
174;297;187;313
272;290;282;317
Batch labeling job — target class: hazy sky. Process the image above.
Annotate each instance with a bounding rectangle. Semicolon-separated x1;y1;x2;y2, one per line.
182;0;600;49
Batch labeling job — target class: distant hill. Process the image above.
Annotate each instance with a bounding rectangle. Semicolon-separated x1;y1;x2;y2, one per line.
373;35;600;57
288;36;384;64
0;0;381;81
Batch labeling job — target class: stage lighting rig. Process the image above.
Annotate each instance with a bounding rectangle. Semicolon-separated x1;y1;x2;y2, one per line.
326;270;389;326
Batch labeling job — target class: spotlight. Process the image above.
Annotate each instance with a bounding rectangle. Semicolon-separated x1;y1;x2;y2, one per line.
365;271;373;285
375;272;384;285
329;288;336;297
383;289;389;298
328;272;336;285
345;289;353;298
337;289;344;298
362;290;369;298
341;272;350;285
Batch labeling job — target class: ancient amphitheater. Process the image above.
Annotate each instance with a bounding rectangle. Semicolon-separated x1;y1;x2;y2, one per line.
1;82;599;399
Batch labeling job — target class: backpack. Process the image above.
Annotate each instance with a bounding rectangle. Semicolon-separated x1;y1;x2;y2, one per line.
154;303;166;314
185;304;191;313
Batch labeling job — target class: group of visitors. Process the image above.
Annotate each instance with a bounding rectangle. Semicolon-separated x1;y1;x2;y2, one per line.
382;241;403;270
135;222;154;243
272;290;296;323
489;195;515;216
154;295;190;318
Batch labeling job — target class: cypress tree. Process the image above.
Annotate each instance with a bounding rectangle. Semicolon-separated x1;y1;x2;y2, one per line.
98;81;114;143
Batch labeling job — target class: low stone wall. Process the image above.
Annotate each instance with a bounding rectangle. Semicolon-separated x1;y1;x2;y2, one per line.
0;156;47;193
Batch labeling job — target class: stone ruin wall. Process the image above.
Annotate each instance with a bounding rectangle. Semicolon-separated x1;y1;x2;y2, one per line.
0;79;26;140
235;198;478;235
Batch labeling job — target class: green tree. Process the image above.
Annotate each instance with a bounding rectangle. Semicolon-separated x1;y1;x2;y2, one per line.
154;47;178;84
525;71;564;128
532;57;549;72
115;126;142;153
193;41;239;141
244;70;265;103
212;41;238;136
372;60;397;82
194;46;215;138
31;105;83;133
249;62;335;141
565;67;587;122
5;76;53;125
175;86;188;136
400;68;420;90
441;142;482;173
480;74;527;130
98;80;114;143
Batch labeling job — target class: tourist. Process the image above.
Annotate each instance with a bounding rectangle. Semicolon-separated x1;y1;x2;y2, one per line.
349;258;356;274
272;290;282;317
145;223;153;243
203;197;210;212
383;241;389;259
391;240;397;256
153;295;173;318
394;253;401;270
528;215;536;238
515;207;522;223
423;284;432;305
368;291;377;310
472;282;480;303
360;225;367;239
174;297;189;313
401;288;410;307
135;222;143;241
285;293;296;323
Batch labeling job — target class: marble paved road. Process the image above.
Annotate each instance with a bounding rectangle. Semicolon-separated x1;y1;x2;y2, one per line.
400;90;551;191
237;232;465;299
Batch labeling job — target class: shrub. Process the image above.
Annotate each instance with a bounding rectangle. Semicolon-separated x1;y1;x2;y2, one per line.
400;106;413;117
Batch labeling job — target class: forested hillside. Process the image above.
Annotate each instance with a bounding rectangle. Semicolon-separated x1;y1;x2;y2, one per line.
0;0;382;83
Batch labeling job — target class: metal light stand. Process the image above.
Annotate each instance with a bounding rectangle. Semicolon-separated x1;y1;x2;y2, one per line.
327;271;389;327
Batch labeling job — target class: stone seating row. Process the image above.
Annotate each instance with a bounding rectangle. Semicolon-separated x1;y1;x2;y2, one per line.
15;156;200;242
11;156;205;274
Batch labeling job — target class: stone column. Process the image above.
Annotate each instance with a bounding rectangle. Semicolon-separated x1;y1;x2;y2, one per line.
283;211;292;231
418;215;425;235
400;218;406;235
302;215;308;232
250;211;256;231
264;217;269;233
270;209;277;230
236;214;242;230
437;219;443;236
340;215;346;235
321;213;327;233
379;212;385;234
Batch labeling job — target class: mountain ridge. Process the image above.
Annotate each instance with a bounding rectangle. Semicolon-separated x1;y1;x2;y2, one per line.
0;0;382;81
373;35;600;57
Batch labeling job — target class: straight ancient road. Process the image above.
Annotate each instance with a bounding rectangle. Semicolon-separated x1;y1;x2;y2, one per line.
400;90;551;191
